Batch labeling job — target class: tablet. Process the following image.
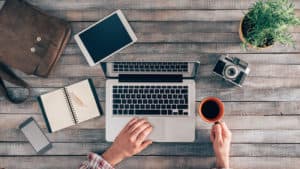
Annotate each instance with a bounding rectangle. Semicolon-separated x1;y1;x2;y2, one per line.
74;10;137;66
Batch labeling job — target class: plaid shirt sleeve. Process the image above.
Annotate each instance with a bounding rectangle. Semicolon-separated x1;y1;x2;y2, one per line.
79;152;114;169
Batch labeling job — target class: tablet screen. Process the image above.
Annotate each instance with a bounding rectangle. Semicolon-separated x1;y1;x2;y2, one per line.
79;13;133;62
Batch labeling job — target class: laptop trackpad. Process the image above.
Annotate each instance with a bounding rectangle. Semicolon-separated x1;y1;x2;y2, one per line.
147;118;165;139
146;117;195;142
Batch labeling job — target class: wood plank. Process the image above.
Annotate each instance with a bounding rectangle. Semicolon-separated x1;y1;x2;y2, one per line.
59;53;300;65
67;31;300;44
196;88;300;101
0;142;300;157
72;21;300;34
2;100;300;116
53;9;245;22
1;129;300;144
4;76;300;89
11;64;300;78
118;156;300;169
0;114;105;129
21;0;300;10
47;64;300;78
1;156;300;169
3;86;300;102
63;43;300;55
73;21;240;33
51;9;244;22
0;114;298;130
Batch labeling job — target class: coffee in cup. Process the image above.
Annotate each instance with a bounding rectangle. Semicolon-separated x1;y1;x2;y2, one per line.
198;97;224;123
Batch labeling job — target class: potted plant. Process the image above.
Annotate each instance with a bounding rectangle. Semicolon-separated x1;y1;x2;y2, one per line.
239;0;300;49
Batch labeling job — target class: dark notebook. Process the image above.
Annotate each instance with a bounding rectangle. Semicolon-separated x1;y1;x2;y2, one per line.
38;79;101;132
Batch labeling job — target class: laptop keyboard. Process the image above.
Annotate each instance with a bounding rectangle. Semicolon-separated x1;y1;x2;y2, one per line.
113;62;188;72
112;85;189;116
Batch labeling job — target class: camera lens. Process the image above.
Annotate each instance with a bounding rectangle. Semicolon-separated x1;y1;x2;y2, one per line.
228;68;236;76
224;65;239;79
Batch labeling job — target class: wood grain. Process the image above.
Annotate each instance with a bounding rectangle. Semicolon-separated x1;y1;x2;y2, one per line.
63;43;300;55
2;100;300;116
1;142;300;157
51;9;300;22
1;156;299;169
9;63;300;78
4;87;300;102
58;53;300;65
19;0;300;10
0;114;299;130
1;0;300;168
71;21;300;33
1;129;300;144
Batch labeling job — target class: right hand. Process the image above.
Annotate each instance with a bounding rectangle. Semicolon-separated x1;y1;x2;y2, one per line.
210;122;232;168
102;118;153;166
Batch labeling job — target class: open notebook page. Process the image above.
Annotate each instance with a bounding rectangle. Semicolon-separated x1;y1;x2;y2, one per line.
66;79;100;123
40;89;75;132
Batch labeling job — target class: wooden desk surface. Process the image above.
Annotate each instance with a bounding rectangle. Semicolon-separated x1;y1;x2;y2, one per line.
1;0;300;168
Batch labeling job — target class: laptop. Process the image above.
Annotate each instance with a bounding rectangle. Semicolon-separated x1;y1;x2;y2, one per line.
101;61;200;142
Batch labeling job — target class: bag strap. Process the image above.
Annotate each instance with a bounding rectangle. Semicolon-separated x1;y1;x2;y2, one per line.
0;62;30;104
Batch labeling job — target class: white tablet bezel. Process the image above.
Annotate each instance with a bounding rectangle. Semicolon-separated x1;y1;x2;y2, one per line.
74;10;137;66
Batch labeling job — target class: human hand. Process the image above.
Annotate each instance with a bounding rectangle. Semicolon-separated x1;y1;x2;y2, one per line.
102;118;153;166
210;122;232;168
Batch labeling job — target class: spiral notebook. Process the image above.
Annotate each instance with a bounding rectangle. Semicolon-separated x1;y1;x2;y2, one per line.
37;79;101;132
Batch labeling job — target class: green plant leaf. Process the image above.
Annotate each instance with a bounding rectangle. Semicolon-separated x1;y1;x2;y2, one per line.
241;0;300;49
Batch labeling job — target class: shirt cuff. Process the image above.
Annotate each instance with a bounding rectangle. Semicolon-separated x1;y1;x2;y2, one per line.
79;152;114;169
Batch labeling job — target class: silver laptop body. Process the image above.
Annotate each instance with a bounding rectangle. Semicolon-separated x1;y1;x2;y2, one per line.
101;61;200;142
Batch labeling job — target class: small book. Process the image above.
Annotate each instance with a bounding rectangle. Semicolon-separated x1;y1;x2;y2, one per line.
37;79;102;132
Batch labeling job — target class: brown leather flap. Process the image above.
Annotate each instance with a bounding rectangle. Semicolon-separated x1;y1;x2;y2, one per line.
0;0;71;77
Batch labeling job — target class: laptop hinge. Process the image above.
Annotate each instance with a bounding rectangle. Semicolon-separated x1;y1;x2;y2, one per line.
119;74;183;82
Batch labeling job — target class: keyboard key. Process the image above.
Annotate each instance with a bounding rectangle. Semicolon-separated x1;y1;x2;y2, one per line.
178;110;183;115
136;110;160;115
182;89;188;93
113;94;120;98
113;99;121;103
177;104;188;109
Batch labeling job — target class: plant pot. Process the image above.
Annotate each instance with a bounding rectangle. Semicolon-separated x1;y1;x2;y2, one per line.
239;16;273;49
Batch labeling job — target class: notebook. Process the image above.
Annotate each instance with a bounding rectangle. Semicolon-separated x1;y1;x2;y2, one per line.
37;79;102;132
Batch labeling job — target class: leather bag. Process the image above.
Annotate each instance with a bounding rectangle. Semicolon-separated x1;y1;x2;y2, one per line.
0;0;71;103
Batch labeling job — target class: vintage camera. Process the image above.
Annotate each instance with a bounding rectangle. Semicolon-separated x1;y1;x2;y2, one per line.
213;55;250;87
